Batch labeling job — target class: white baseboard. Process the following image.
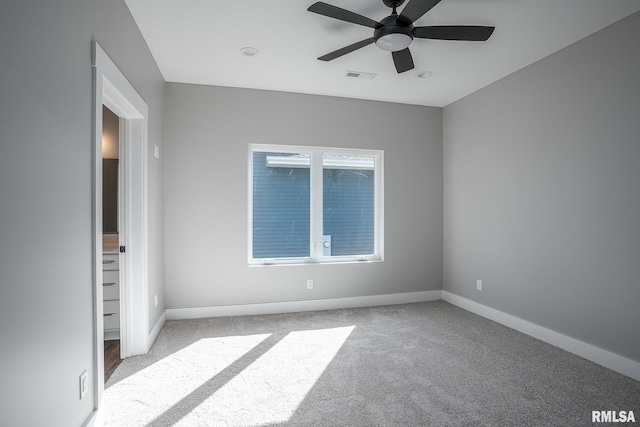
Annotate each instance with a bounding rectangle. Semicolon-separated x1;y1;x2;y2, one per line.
83;410;98;427
442;291;640;381
166;290;442;321
147;310;167;353
162;290;639;380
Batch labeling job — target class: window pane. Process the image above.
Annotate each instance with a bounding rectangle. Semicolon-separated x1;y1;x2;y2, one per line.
322;155;375;256
252;152;310;259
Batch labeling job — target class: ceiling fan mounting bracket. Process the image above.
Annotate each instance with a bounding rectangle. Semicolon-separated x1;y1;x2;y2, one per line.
382;0;406;8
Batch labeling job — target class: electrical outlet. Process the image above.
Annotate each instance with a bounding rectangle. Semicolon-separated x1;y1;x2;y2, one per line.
155;294;158;308
79;370;88;400
307;279;313;290
476;280;483;291
154;144;160;159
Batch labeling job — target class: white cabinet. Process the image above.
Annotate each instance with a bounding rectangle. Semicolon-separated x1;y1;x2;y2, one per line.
103;270;120;300
103;253;119;270
103;252;120;340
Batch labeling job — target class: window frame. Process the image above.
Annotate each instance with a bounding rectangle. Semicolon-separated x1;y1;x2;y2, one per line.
248;144;384;266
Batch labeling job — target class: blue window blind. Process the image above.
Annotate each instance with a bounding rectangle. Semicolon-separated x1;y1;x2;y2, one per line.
323;159;375;256
252;152;310;259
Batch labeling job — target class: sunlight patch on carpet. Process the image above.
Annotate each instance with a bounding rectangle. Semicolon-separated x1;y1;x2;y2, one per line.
174;326;355;426
101;334;270;426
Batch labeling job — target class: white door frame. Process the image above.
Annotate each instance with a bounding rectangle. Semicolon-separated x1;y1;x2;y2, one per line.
91;41;150;407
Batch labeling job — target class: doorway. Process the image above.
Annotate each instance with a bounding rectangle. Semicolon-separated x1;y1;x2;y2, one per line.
102;105;123;382
92;41;150;410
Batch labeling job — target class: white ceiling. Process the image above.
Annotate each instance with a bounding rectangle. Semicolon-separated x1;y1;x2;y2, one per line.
124;0;640;107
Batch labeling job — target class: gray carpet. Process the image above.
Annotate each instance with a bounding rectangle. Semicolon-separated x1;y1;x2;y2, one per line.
103;300;640;426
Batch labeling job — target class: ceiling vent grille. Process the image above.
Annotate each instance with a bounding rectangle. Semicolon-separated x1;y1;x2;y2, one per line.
345;71;377;80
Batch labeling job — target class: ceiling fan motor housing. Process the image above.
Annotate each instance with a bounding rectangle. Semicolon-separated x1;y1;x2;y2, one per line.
374;15;414;51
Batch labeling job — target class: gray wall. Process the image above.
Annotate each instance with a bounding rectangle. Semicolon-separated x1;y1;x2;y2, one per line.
444;11;640;362
165;83;442;309
0;1;165;425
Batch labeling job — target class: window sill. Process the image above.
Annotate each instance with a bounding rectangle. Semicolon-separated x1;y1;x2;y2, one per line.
247;258;383;267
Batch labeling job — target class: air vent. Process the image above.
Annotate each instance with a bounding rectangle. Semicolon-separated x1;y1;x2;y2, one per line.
345;71;377;80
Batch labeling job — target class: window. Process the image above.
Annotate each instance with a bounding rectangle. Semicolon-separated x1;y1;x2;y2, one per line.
249;144;383;265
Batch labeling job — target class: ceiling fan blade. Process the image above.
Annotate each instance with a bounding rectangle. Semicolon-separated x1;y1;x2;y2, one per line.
308;2;379;28
392;48;414;73
318;38;375;61
399;0;441;24
414;26;495;41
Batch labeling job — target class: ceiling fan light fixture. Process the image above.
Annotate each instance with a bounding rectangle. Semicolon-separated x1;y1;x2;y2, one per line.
375;33;413;52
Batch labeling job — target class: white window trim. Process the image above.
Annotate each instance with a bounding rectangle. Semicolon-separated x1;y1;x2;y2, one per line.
266;154;375;170
248;144;384;266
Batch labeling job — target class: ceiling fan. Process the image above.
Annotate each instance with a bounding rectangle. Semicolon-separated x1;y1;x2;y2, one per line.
308;0;495;73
